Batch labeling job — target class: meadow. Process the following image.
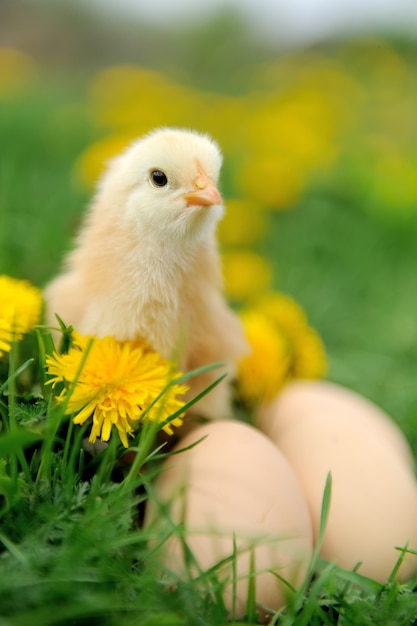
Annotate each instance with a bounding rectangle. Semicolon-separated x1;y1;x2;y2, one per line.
1;31;417;624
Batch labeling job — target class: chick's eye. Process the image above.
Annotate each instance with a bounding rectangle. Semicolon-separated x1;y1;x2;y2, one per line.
150;170;168;187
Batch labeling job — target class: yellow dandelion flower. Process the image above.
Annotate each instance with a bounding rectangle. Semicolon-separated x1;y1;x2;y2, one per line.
73;132;137;190
237;292;327;405
218;198;268;247
256;292;308;336
202;95;247;151
222;250;272;302
291;326;327;380
238;311;290;405
87;64;201;133
237;155;305;210
256;292;327;380
45;333;189;447
0;275;43;356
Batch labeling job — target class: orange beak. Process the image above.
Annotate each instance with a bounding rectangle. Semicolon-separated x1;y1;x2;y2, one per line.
183;165;221;207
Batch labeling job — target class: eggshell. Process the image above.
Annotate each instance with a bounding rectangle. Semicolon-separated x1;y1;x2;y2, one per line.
258;380;415;471
258;380;417;581
144;420;313;618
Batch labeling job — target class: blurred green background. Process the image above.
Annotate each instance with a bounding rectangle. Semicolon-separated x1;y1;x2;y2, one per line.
2;0;417;449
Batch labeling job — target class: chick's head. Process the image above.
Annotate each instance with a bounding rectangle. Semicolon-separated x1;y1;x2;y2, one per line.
97;127;223;243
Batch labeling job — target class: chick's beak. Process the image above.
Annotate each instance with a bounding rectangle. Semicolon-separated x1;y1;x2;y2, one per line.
183;170;221;207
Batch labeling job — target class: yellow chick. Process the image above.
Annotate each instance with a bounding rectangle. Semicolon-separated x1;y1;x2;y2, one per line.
44;127;248;419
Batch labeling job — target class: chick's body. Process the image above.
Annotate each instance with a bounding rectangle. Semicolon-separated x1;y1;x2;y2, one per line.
45;128;247;419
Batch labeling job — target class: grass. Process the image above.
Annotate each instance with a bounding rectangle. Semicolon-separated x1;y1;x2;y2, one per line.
2;368;417;625
0;82;92;284
0;332;228;626
266;193;417;458
1;63;417;624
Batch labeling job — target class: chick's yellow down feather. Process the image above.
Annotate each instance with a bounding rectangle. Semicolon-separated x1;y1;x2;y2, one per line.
44;128;248;419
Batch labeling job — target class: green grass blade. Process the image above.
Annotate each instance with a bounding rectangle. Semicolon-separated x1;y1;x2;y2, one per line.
0;358;35;399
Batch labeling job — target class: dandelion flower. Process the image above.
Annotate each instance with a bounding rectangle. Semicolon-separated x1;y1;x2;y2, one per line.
0;275;43;356
218;198;268;247
222;250;272;302
237;311;290;405
46;332;189;447
237;291;327;405
237;155;305;210
256;292;327;380
73;132;136;190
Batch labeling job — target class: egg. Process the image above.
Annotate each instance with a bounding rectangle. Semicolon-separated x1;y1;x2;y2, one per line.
258;380;415;471
144;420;313;619
257;380;417;581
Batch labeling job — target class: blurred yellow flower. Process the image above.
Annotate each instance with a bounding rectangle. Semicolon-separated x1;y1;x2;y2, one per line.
45;333;188;447
291;326;328;380
256;292;327;380
0;48;37;97
245;89;339;157
88;64;202;133
237;155;305;210
237;310;290;405
202;94;247;151
218;198;268;247
73;132;136;189
222;250;272;302
256;291;308;338
237;291;327;405
0;276;43;356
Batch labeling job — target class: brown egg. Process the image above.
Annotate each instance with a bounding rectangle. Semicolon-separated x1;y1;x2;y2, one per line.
257;380;417;581
144;420;313;619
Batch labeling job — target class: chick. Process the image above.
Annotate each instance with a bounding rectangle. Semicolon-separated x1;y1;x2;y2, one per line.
44;127;248;419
